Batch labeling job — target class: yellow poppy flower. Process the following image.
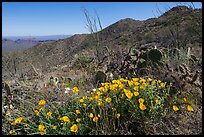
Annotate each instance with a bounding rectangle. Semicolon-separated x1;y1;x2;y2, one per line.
128;80;134;86
89;113;94;118
83;103;87;108
11;116;25;125
139;103;147;111
47;112;52;117
39;107;45;111
9;130;15;134
133;86;139;91
134;91;139;96
138;98;144;104
187;105;194;112
98;101;103;106
34;110;40;116
53;126;57;130
116;113;120;119
38;124;45;132
105;97;112;103
79;99;84;103
70;124;78;132
76;118;81;123
173;105;179;111
72;87;79;94
38;100;46;106
93;117;99;122
76;110;80;115
124;91;133;99
60;116;70;123
183;98;188;103
82;96;87;100
148;77;152;82
160;82;166;88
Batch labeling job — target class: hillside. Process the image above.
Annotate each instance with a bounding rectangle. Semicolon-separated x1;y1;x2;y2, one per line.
2;6;202;82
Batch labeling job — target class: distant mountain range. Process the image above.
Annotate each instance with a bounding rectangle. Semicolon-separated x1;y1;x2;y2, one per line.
2;35;72;53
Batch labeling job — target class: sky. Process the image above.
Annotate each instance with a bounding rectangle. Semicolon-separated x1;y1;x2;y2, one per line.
2;2;202;36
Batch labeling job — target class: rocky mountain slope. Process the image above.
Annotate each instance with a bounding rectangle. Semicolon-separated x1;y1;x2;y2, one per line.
2;6;202;82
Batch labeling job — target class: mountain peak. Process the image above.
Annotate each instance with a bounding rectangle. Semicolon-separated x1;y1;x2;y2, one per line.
169;5;192;12
161;5;193;17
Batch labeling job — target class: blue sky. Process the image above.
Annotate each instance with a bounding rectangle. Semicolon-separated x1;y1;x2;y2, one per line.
2;2;202;36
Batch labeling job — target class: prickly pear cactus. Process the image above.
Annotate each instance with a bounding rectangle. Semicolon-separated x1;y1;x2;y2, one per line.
95;71;107;86
147;49;162;63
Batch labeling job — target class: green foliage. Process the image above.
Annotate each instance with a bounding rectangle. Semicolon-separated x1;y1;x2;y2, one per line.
95;71;107;86
147;49;162;63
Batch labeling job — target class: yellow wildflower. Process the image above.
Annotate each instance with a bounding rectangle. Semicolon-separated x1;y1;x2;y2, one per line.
89;113;94;118
118;83;124;90
173;105;179;111
128;80;134;86
39;107;45;111
60;116;70;123
89;97;94;101
79;99;84;103
38;100;46;106
160;82;166;88
38;124;45;132
9;104;14;109
76;118;81;123
139;103;147;111
72;87;79;94
125;91;133;99
138;98;144;104
9;129;15;134
95;95;100;100
98;114;101;118
99;87;108;94
187;105;194;112
93;117;99;122
132;78;139;82
82;96;87;100
105;97;112;103
34;110;40;116
53;126;57;130
70;124;78;132
11;116;25;125
116;113;120;119
158;80;162;83
47;112;52;117
83;103;87;108
140;83;146;90
155;99;159;104
76;110;80;115
183;98;188;103
148;77;152;82
24;124;28;127
97;91;101;96
134;91;139;96
133;86;139;91
98;101;103;106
